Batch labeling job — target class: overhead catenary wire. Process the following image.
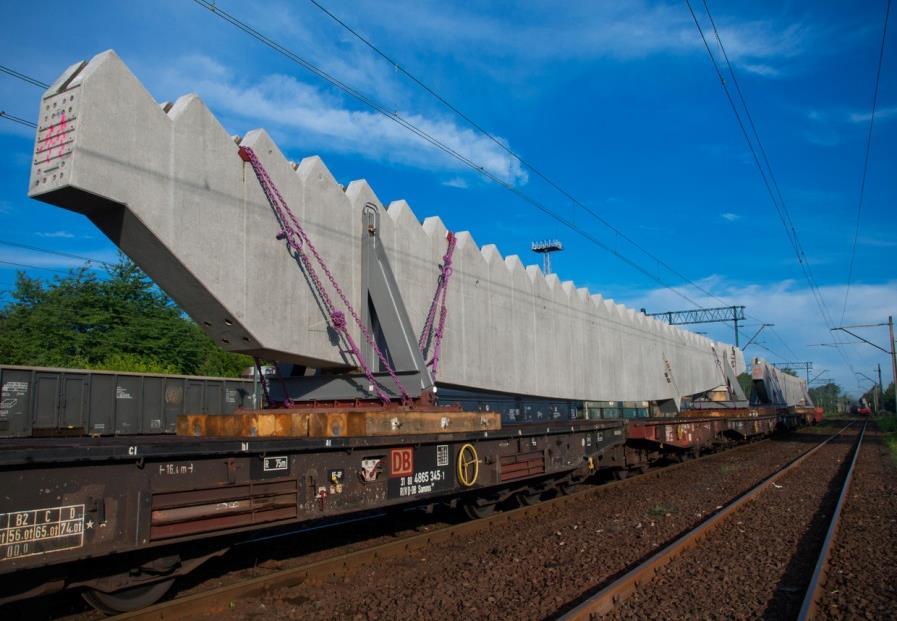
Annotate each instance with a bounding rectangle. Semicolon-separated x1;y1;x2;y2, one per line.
201;0;804;358
686;0;856;377
0;64;50;89
304;0;732;309
696;0;856;378
0;110;37;129
1;62;46;129
839;0;891;325
190;0;714;310
769;325;801;361
0;238;118;268
0;258;102;276
306;0;800;341
303;1;820;364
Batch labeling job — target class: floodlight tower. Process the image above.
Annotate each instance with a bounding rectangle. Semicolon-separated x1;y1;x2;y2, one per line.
531;239;563;275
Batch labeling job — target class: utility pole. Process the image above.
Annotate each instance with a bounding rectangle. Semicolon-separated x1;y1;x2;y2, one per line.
832;317;897;413
890;315;897;400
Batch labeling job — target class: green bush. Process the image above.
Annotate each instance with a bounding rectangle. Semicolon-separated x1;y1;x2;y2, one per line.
0;257;252;377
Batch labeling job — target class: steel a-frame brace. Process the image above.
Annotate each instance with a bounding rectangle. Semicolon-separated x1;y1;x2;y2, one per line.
267;204;434;403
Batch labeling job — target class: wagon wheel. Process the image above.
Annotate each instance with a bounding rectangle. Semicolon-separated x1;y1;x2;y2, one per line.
516;489;542;507
556;479;578;495
82;578;174;614
462;500;496;520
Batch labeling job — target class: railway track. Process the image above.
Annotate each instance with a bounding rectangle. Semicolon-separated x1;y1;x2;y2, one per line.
103;435;775;621
557;420;865;621
797;422;866;620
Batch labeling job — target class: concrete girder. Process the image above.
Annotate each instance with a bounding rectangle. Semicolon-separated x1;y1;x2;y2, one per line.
751;359;813;407
28;50;745;403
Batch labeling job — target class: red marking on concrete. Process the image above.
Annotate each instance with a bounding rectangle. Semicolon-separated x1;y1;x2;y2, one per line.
42;110;68;163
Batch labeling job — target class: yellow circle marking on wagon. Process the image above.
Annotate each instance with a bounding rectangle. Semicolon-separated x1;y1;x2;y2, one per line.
457;443;479;487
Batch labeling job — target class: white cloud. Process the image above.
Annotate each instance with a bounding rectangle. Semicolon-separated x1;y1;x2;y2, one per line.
803;130;840;147
349;1;813;72
848;104;897;124
441;177;468;189
156;56;528;185
36;230;75;239
858;236;897;248
620;277;897;395
720;212;741;222
740;63;782;78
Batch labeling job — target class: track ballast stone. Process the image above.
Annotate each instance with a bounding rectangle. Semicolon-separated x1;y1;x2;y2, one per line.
197;429;837;621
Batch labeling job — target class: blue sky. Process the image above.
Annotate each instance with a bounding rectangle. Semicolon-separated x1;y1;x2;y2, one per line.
1;0;894;395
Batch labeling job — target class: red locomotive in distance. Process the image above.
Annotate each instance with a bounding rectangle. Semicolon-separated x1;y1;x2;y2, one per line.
851;399;873;417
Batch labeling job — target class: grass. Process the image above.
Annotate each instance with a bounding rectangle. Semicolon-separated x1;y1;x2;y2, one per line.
875;415;897;464
648;504;673;518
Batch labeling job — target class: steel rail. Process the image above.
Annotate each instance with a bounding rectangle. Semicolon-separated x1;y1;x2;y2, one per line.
557;421;857;620
797;421;867;620
107;431;782;620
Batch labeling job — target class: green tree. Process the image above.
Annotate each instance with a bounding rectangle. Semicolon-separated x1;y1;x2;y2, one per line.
736;372;752;400
0;257;251;377
809;382;842;416
877;382;896;414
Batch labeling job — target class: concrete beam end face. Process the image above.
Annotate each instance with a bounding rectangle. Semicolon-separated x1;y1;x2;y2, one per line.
28;56;92;201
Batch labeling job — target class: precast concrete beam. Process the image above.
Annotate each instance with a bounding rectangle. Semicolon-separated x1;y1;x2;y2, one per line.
28;51;745;403
751;359;813;407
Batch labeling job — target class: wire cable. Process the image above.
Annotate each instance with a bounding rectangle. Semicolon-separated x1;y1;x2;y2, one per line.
0;258;101;275
686;0;855;375
0;239;117;268
0;110;37;129
0;64;50;89
304;0;751;313
191;0;715;309
839;0;891;325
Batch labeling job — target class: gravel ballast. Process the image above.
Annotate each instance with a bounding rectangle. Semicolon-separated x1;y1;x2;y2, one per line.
204;426;846;621
817;421;897;620
607;425;858;620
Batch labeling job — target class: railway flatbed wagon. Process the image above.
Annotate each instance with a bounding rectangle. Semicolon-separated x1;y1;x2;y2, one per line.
625;412;782;458
0;417;623;611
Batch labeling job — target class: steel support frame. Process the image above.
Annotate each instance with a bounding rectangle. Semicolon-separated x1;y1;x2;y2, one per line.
268;204;434;403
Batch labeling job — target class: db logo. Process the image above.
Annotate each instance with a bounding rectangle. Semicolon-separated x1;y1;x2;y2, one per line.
390;448;413;477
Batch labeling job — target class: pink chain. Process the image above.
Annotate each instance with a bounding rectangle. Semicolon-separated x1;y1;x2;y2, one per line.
418;232;456;378
239;147;408;404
